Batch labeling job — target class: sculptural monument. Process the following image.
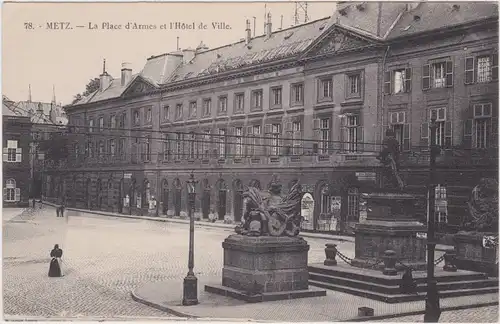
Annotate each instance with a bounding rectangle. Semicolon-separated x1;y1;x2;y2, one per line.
351;129;427;270
205;177;326;302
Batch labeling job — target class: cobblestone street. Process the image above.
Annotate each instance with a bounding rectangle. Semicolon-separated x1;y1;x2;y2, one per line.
374;306;499;322
3;206;344;319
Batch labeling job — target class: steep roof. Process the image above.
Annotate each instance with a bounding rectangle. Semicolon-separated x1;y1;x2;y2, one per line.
5;99;67;125
167;17;330;82
387;2;499;39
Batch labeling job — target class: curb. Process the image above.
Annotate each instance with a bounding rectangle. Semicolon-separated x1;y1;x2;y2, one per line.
40;201;354;244
345;301;500;322
40;201;452;251
131;288;498;322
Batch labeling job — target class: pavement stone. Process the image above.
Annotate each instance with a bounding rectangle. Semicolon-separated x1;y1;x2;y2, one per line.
372;305;499;322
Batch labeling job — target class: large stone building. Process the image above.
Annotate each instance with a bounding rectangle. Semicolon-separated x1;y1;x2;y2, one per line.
51;2;497;233
3;96;32;207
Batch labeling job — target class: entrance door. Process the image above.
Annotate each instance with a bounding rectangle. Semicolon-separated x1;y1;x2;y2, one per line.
162;189;169;214
202;190;210;219
233;190;243;222
218;190;226;220
174;190;181;216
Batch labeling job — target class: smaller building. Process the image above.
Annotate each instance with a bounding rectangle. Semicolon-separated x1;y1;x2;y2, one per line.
3;96;32;207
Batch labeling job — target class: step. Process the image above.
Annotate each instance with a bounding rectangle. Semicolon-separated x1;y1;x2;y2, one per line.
309;272;498;295
308;264;488;285
309;280;499;304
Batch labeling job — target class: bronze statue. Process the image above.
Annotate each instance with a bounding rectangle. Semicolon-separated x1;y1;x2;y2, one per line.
377;129;404;190
236;179;303;237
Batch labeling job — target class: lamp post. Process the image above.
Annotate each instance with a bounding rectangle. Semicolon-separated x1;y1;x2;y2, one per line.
182;172;199;306
424;117;441;322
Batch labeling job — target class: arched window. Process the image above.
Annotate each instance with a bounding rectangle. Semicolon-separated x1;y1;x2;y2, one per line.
4;179;18;202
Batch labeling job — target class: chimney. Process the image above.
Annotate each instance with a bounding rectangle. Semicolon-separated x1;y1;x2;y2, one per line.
121;62;132;86
245;19;252;44
182;48;195;64
265;12;272;38
99;59;112;92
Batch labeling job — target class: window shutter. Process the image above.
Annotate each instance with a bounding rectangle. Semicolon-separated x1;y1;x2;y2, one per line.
16;148;22;162
444;121;452;149
313;118;320;130
3;148;8;162
491;117;498;148
445;61;454;87
404;68;412;92
465;57;475;84
463;119;473;149
421;122;429;150
15;188;20;202
3;188;6;201
390;112;397;124
384;71;392;94
492;53;498;81
422;64;431;90
403;124;411;152
356;126;364;152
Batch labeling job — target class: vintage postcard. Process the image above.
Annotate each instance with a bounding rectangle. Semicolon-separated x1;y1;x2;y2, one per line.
2;1;499;322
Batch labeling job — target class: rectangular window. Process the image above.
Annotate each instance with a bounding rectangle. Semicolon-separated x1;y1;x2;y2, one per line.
202;130;211;159
187;133;196;159
347;188;359;222
270;124;281;156
109;139;116;157
473;103;493;149
218;128;227;158
320;119;330;154
5;140;19;162
292;121;302;155
235;93;244;112
341;115;362;153
163;134;171;161
145;107;152;123
392;68;411;94
189;101;197;118
477;56;492;83
89;119;94;132
429;107;451;148
133;110;140;125
318;78;333;101
163;105;170;121
291;83;304;105
235;127;243;157
175;104;183;120
5;188;15;201
98;117;104;131
110;115;117;129
118;138;125;158
218;96;228;114
347;74;361;96
435;184;448;223
423;61;453;89
74;143;79;158
203;99;212;116
271;87;282;107
252;90;263;110
250;125;261;156
144;137;151;161
175;133;182;160
119;113;126;128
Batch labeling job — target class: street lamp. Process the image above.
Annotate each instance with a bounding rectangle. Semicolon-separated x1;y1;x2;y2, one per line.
182;172;199;306
424;117;441;322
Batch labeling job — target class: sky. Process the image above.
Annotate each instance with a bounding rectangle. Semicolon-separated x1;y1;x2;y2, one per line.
2;1;337;105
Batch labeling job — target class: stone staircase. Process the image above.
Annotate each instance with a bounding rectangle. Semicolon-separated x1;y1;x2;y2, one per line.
308;263;499;303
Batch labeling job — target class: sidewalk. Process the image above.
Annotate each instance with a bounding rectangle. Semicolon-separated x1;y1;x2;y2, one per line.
131;276;498;322
40;201;452;251
2;208;28;222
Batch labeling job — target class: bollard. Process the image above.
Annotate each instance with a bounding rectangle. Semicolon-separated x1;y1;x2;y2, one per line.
443;248;457;272
382;250;398;276
324;243;338;266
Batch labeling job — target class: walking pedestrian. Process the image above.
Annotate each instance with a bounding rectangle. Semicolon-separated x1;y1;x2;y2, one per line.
48;244;64;277
60;196;66;218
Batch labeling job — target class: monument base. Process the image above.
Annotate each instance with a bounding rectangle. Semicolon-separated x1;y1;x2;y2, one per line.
352;220;427;271
204;234;326;303
454;232;499;277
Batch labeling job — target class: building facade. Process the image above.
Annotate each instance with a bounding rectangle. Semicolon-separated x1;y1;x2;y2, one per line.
3;96;32;207
51;2;498;233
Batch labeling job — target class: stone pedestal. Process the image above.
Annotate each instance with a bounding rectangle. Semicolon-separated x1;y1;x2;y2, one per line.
205;234;326;302
454;232;499;277
351;192;427;271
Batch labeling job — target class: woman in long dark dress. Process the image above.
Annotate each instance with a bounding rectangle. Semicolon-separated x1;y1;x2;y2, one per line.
48;244;63;277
